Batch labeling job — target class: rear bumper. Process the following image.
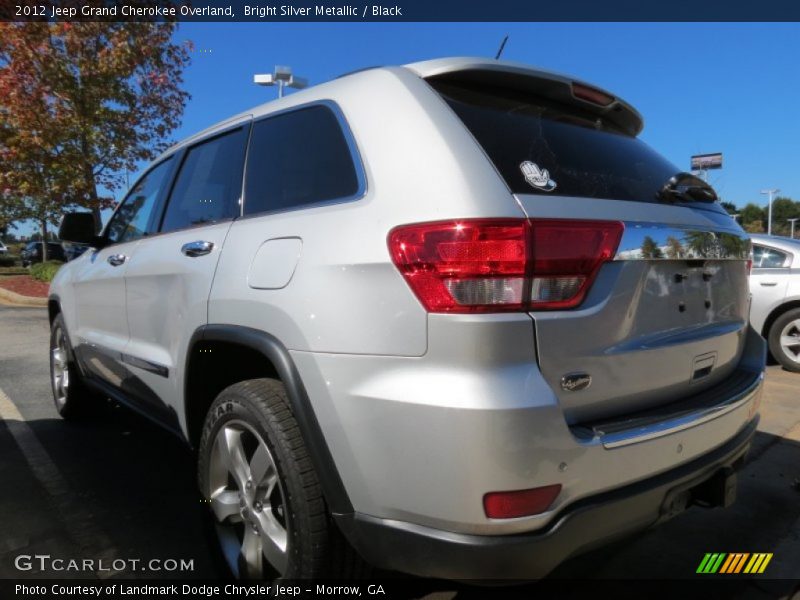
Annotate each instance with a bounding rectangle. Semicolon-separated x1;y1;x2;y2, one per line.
334;417;757;580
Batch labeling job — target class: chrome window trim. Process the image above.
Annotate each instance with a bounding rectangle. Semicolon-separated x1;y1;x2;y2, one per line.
239;99;368;220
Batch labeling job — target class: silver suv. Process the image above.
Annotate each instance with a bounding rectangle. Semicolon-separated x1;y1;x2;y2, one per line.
50;57;764;580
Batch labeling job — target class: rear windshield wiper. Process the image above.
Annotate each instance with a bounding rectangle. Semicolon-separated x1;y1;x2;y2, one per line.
656;172;718;204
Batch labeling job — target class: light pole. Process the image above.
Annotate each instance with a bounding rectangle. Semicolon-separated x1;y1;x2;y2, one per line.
761;188;780;236
788;218;799;239
254;65;308;98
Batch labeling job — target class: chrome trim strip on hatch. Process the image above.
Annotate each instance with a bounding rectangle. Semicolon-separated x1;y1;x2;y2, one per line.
599;371;763;449
614;223;751;261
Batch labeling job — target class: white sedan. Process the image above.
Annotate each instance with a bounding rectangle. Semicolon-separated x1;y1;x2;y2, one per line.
749;234;800;372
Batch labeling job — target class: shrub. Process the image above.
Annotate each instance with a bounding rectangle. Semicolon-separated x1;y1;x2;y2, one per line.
0;254;17;267
30;260;64;282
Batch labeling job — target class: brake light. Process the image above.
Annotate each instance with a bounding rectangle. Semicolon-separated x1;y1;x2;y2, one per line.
484;484;562;519
388;219;623;313
572;83;615;107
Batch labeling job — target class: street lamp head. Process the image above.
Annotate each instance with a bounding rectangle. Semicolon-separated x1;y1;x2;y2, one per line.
253;66;309;96
274;66;293;82
253;73;276;86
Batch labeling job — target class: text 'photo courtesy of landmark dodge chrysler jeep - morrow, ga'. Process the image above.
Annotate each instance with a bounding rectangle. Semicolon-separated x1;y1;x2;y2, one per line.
50;57;764;581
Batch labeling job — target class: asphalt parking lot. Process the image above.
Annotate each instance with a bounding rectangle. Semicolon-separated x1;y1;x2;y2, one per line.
0;302;798;597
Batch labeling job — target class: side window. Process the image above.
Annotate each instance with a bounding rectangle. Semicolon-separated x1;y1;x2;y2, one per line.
105;158;173;245
160;127;248;233
244;105;360;215
753;244;789;268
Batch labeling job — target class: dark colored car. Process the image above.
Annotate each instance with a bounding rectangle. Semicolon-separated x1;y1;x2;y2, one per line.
20;241;66;267
62;242;89;262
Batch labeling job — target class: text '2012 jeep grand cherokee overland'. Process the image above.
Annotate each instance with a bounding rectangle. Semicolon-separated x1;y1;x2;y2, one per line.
50;57;764;581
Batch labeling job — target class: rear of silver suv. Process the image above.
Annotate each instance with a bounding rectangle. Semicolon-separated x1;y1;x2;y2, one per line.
50;57;764;580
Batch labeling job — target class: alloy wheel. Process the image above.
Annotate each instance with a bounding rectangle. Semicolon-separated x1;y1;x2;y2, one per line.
207;420;289;579
51;328;70;409
779;318;800;364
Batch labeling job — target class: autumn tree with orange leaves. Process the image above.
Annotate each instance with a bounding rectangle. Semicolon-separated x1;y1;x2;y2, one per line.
0;17;191;258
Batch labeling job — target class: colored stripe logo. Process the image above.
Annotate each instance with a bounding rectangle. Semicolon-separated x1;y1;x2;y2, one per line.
697;553;773;574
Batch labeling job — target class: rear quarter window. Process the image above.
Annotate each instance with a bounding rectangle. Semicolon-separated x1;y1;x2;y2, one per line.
753;245;791;268
243;105;361;216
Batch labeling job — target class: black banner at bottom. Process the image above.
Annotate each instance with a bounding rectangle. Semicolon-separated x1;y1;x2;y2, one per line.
2;579;800;600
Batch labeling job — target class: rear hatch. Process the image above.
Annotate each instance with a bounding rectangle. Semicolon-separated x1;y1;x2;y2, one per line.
422;64;751;424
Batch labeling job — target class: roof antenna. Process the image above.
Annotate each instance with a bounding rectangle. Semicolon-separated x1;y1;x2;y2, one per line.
495;35;509;60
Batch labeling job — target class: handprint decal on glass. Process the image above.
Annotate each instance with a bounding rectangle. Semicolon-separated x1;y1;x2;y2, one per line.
519;161;557;192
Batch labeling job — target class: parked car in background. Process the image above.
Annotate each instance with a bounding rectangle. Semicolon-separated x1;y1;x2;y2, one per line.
0;241;8;254
20;241;66;267
749;234;800;372
62;242;89;262
50;57;763;581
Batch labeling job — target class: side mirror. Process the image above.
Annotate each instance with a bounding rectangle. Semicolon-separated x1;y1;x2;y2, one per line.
59;212;101;246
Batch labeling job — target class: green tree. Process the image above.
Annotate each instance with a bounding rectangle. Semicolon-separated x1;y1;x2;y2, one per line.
720;201;738;215
640;235;663;259
0;17;191;257
769;197;800;237
665;235;685;259
739;203;766;234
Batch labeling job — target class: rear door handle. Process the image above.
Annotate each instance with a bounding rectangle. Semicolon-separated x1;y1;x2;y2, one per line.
181;241;214;257
759;282;778;287
107;254;127;267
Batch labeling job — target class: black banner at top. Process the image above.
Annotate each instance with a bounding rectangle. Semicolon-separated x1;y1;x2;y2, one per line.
2;0;800;22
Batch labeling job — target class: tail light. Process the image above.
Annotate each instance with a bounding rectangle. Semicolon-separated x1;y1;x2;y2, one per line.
388;218;623;313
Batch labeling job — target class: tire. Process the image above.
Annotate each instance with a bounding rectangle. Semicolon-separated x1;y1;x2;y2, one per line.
49;313;98;418
768;308;800;373
198;378;361;580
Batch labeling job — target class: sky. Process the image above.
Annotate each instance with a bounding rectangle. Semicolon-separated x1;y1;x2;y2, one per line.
15;22;800;235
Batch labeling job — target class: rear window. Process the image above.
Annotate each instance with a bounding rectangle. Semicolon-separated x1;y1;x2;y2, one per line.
430;81;679;202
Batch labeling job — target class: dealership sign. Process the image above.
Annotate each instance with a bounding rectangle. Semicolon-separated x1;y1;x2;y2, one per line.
691;153;723;170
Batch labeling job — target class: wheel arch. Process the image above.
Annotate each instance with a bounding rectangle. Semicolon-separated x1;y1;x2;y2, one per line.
48;294;61;325
185;324;353;515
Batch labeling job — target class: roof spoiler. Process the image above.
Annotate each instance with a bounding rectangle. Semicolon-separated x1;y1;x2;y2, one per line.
405;57;644;137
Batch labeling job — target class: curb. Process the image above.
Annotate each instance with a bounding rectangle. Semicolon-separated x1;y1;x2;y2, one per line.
0;285;48;307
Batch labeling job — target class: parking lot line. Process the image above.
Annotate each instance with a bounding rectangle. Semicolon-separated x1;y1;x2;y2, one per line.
0;386;121;577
